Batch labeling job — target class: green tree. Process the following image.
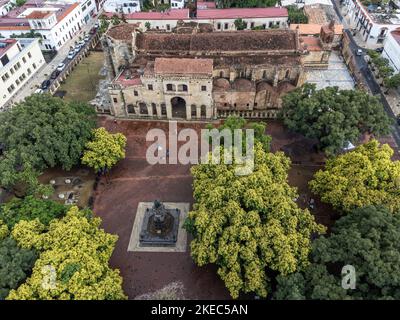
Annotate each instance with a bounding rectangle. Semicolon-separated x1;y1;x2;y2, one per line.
0;94;96;194
281;84;391;156
234;18;247;30
185;142;325;298
81;127;127;173
384;73;400;89
309;140;400;213
7;206;126;300
15;0;26;6
275;206;400;299
287;5;308;24
218;0;278;8
145;21;151;30
0;196;67;229
0;236;38;300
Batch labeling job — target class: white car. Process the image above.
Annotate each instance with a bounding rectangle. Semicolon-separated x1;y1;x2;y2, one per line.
56;63;65;72
34;88;43;94
78;40;85;47
67;51;75;59
356;49;363;56
84;35;90;42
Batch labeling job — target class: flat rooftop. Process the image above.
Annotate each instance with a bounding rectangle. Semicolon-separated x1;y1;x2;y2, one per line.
196;7;288;19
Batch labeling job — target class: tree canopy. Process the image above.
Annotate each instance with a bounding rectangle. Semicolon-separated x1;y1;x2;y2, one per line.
185;142;325;298
309;140;400;213
0;196;67;229
281;84;391;156
275;206;400;300
7;206;126;300
0;94;96;194
81;127;127;173
218;0;277;8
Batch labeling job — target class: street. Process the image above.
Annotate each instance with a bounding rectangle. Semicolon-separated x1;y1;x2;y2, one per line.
10;18;98;105
331;0;400;147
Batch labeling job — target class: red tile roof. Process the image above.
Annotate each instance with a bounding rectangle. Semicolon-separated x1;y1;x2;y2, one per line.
301;36;322;51
196;7;288;19
26;11;53;20
154;57;213;75
0;39;17;58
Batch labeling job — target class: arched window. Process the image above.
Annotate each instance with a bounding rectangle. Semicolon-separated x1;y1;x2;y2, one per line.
285;70;290;79
127;104;135;114
152;103;157;115
178;84;188;92
139;103;148;115
201;105;207;118
220;71;224;78
263;70;267;78
166;84;175;91
191;104;197;117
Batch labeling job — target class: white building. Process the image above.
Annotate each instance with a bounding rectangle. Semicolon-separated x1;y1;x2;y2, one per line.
109;7;289;32
0;38;45;109
382;28;400;73
170;0;185;9
0;0;96;51
342;0;400;46
0;0;13;16
103;0;141;14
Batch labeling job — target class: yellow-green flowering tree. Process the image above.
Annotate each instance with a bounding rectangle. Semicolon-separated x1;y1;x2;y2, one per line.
81;127;127;173
7;207;126;300
185;142;325;299
309;140;400;213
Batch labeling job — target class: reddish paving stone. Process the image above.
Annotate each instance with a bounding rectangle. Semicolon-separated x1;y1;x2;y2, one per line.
93;117;398;298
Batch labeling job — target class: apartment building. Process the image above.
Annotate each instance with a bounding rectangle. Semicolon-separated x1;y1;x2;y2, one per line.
0;38;45;109
382;28;400;73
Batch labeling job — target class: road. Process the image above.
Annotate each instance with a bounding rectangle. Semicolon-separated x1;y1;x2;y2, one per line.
10;18;98;105
331;0;400;147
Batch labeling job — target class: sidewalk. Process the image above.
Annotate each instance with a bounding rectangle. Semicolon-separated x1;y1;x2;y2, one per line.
10;19;97;105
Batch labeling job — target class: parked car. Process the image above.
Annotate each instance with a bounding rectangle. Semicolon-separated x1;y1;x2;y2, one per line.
89;27;96;35
94;22;99;29
50;70;60;79
41;80;50;90
375;47;384;53
34;88;43;94
78;40;85;47
84;35;90;42
356;49;363;56
67;51;75;59
74;46;80;54
56;63;65;72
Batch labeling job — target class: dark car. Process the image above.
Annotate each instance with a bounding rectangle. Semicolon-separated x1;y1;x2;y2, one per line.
89;27;96;35
375;47;384;53
50;70;60;79
41;79;51;90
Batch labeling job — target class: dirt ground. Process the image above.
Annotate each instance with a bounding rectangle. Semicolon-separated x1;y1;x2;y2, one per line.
92;116;399;299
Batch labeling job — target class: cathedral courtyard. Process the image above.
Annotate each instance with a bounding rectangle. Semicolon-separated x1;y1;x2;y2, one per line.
91;116;341;299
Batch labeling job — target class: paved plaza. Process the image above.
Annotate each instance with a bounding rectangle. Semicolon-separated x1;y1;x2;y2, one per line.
306;51;355;90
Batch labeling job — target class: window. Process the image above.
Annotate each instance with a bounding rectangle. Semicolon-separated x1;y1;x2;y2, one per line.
32;63;37;69
178;84;188;92
217;23;221;30
134;90;138;96
285;70;290;79
22;57;26;63
166;84;175;91
148;84;153;91
16;79;20;86
251;22;255;28
10;68;14;75
113;97;118;103
224;23;229;29
127;104;135;114
166;24;170;31
139;103;148;114
263;70;267;78
191;105;197;117
152;103;157;115
27;68;31;75
219;71;224;78
201;85;207;92
161;103;167;115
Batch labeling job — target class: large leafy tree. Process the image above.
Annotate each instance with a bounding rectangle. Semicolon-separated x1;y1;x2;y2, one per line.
218;0;277;8
185;142;325;298
275;206;400;299
0;235;38;300
81;127;127;173
7;206;126;300
309;140;400;213
0;94;96;193
281;84;391;156
0;196;67;229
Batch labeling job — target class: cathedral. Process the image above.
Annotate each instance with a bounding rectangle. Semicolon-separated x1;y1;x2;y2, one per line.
102;21;336;120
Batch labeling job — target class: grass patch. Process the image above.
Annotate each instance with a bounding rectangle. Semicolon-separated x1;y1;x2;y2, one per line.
58;51;105;103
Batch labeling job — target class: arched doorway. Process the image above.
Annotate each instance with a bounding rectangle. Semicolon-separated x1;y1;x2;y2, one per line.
171;97;186;118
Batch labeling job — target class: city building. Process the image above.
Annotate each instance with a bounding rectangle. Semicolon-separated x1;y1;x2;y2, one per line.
342;0;400;46
102;24;306;120
103;0;141;14
290;22;343;47
0;38;45;109
104;7;289;32
0;0;96;51
0;0;13;16
382;27;400;73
